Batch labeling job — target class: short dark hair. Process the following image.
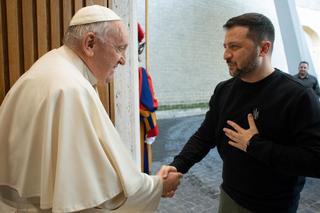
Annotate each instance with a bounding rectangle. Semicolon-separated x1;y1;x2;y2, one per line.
223;13;275;50
299;61;309;66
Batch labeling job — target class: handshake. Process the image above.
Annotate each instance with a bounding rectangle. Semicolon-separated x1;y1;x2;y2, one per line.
156;165;183;198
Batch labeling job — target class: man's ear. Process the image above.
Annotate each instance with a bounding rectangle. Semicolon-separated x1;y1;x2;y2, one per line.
82;32;96;57
259;41;271;57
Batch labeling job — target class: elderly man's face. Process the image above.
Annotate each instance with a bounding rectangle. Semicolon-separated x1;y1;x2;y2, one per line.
93;21;128;83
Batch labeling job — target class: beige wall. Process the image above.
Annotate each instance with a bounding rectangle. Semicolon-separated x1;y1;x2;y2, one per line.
297;7;320;77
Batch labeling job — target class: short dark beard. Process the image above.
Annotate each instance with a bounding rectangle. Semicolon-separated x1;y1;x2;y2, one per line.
232;46;259;78
235;59;259;78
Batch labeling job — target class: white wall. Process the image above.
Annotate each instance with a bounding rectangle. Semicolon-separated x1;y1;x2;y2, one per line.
111;0;141;168
297;7;320;77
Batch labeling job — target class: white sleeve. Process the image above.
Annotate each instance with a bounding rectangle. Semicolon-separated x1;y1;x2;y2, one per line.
98;175;162;212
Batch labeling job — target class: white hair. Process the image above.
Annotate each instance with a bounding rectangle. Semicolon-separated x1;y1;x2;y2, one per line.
63;21;113;47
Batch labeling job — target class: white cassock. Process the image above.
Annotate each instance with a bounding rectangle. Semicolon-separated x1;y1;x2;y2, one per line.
0;46;162;213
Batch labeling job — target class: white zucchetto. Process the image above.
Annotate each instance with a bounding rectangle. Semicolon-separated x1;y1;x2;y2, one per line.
69;5;121;26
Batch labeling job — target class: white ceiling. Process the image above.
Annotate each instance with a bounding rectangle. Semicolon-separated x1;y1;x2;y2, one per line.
296;0;320;10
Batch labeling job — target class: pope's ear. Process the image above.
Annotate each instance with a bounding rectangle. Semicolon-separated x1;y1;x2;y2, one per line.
82;32;96;57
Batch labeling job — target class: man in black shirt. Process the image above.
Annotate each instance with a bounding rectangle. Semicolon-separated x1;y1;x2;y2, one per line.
294;61;320;97
158;13;320;213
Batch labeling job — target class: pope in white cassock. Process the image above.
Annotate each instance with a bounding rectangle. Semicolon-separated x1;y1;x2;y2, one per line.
0;5;181;213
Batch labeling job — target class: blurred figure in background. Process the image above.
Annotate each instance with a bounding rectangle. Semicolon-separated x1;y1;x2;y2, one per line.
294;61;320;97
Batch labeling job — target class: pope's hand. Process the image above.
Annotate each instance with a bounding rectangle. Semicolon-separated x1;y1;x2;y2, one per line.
157;165;183;198
157;165;177;178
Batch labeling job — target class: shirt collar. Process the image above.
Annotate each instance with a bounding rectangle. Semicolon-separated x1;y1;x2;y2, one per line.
80;63;98;88
299;73;309;79
59;45;98;87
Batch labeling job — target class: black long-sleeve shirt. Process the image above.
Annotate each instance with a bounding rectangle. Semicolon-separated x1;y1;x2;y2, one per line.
294;73;320;97
171;69;320;212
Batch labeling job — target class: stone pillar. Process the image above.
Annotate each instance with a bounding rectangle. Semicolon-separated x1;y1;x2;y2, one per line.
274;0;316;75
110;0;141;169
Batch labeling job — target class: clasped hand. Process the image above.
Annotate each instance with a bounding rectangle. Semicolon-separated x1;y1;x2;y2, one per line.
223;113;259;152
156;165;182;198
